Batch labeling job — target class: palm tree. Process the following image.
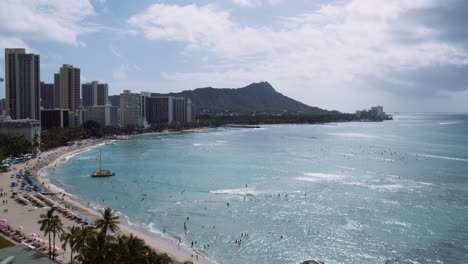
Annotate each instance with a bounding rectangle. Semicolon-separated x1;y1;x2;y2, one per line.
70;225;95;263
75;232;116;264
147;250;172;264
38;208;56;258
61;225;79;263
95;208;120;235
115;234;150;264
75;225;94;252
50;215;63;260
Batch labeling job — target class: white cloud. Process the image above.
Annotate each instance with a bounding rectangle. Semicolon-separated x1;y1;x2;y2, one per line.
112;64;129;80
232;0;281;7
112;64;141;80
0;0;97;46
0;37;30;58
232;0;255;7
128;0;468;111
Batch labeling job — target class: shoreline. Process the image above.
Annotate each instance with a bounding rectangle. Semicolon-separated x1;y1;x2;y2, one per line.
1;130;220;264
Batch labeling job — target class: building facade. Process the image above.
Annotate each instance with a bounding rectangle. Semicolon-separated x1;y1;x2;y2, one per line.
69;108;88;127
40;109;70;129
173;97;193;122
108;95;120;107
82;81;108;107
40;82;55;109
88;105;118;126
0;98;5;116
120;90;144;127
0;116;41;143
146;96;173;124
54;73;60;110
4;48;40;120
57;64;80;111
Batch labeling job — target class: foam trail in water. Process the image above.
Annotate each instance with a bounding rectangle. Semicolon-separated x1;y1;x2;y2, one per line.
417;154;468;162
329;132;379;139
295;173;345;182
210;187;259;195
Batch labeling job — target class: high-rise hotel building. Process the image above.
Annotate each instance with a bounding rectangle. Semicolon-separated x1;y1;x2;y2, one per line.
57;64;80;111
120;90;145;127
82;81;108;107
4;48;40;120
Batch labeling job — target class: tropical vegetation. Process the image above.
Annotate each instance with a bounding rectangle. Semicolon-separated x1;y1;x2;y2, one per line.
0;133;32;162
47;207;173;264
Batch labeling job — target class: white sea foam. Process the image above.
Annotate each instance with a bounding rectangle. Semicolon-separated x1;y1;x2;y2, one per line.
296;173;344;182
345;182;404;191
338;153;356;157
439;121;461;125
335;165;356;170
343;220;364;230
329;132;379;139
384;220;412;228
210;187;259;195
417;154;468;162
193;142;224;147
417;181;436;186
373;157;396;162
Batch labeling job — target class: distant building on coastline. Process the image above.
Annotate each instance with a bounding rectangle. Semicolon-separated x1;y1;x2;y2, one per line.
40;82;55;109
88;104;118;126
120;90;145;127
41;109;70;129
356;106;391;121
0;116;41;143
82;81;108;107
5;48;40;120
173;97;194;122
144;95;195;124
146;96;174;124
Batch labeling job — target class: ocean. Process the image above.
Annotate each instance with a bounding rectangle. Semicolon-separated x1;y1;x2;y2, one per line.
47;113;468;264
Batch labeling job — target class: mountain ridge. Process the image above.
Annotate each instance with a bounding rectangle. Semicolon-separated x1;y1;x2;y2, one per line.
152;82;332;115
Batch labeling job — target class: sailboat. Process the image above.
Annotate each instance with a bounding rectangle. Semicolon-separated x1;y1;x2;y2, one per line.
91;150;115;177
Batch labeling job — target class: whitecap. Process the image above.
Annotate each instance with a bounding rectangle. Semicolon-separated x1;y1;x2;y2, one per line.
343;220;363;230
384;220;412;228
417;154;468;162
296;173;344;182
329;132;379;139
335;165;356;170
439;121;461;125
210;187;258;195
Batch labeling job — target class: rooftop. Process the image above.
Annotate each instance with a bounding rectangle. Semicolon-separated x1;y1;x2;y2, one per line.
0;244;57;264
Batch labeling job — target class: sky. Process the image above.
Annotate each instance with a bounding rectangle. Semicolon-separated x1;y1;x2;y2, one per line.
0;0;467;113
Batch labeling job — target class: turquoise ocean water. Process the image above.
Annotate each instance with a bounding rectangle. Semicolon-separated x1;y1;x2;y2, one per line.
48;113;468;264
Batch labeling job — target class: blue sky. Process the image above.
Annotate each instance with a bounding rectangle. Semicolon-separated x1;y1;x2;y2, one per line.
1;0;468;112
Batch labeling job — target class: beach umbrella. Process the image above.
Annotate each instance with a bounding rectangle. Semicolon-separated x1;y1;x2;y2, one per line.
84;218;91;222
30;233;37;237
0;223;4;227
1;219;7;223
17;226;23;230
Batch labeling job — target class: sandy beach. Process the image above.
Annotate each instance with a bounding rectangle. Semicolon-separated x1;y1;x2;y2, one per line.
0;132;219;264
